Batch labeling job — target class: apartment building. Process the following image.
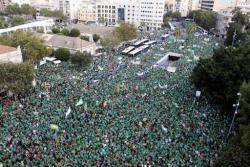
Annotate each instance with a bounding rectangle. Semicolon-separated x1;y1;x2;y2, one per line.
200;0;237;12
96;1;118;25
78;4;96;23
96;0;165;29
165;0;199;17
59;0;83;20
237;0;250;13
0;0;11;11
11;0;31;5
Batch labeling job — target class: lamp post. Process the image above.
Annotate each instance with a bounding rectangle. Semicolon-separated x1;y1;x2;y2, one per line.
227;92;241;139
231;29;237;47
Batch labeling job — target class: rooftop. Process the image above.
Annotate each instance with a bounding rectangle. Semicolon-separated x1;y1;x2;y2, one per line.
38;34;95;50
0;45;17;54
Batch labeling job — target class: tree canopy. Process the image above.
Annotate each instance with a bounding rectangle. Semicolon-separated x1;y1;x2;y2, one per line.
214;81;250;167
0;31;51;62
61;28;70;36
93;34;100;42
225;8;249;46
115;22;137;41
188;10;216;30
5;3;36;16
69;28;80;37
10;16;26;27
0;16;8;28
71;51;92;67
0;62;34;95
54;48;70;61
100;34;121;52
39;8;67;20
52;27;60;34
191;35;250;110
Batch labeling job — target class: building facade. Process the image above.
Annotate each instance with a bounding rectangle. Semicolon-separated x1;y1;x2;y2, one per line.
96;1;117;25
59;0;83;20
96;0;165;29
0;45;23;63
11;0;31;6
78;5;96;23
0;0;11;12
237;0;250;13
200;0;237;12
164;0;199;17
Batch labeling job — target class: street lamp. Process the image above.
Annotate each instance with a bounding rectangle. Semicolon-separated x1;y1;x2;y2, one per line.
231;29;237;47
227;92;241;139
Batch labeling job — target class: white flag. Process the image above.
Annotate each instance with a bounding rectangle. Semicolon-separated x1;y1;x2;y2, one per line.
66;107;71;118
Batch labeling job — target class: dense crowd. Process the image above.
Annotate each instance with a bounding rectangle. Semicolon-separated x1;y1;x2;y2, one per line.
0;29;229;166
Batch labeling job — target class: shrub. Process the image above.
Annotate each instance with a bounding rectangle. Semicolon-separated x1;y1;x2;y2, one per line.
71;51;92;67
61;28;70;36
69;28;80;37
54;48;70;61
52;27;60;34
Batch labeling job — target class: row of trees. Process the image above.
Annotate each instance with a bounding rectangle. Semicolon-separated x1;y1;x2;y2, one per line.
54;48;92;67
101;22;137;51
5;4;36;16
52;27;80;37
191;10;250;166
0;16;26;28
39;8;67;21
188;10;216;30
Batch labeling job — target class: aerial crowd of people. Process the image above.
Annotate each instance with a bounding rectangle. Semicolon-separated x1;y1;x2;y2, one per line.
0;28;229;166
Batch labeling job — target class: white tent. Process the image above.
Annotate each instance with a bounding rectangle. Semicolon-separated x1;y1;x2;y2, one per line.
167;66;176;73
53;60;61;64
44;57;56;62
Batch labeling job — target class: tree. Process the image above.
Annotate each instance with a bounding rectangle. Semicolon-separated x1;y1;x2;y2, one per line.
225;8;249;46
238;82;250;147
69;28;80;37
40;8;67;20
100;35;121;52
214;82;250;167
10;16;26;26
188;10;216;30
191;36;250;111
5;4;20;15
0;62;34;95
174;28;181;38
61;28;70;36
54;48;70;61
163;11;181;27
186;22;197;34
93;34;100;42
80;35;89;41
0;17;8;28
0;31;50;62
20;4;36;15
71;51;92;67
52;27;60;34
53;10;68;20
5;3;36;16
115;22;137;41
164;11;181;18
163;16;170;28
